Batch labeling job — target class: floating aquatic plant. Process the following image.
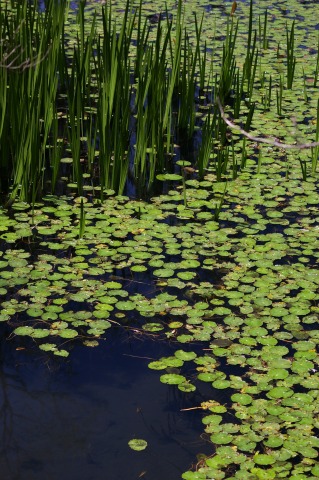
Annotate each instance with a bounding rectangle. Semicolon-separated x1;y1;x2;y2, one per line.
1;0;319;479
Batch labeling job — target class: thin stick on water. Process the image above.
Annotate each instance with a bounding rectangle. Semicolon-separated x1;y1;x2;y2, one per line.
217;97;319;150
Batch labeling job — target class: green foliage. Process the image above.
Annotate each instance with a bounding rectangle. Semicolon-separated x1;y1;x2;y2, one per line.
1;0;319;479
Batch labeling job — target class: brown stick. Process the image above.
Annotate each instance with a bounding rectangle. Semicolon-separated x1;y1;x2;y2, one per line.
217;97;319;150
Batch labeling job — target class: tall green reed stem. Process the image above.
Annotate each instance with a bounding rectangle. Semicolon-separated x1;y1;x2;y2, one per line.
286;21;296;89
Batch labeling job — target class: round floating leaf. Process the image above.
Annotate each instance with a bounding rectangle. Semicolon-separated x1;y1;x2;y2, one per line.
115;301;135;311
39;343;57;352
54;349;69;357
178;382;196;392
197;373;217;382
231;393;253;405
142;323;164;332
311;466;319;476
128;439;148;451
266;386;294;399
292;340;316;351
234;438;257;452
160;374;186;385
130;265;148;272
270;307;289;317
153;268;175;278
156;174;182;181
148;360;167;370
202;415;223;427
250;468;276;479
177;271;197;280
87;328;105;336
264;436;284;448
83;340;99;347
253;454;276;465
210;433;233;445
58;329;78;339
168;321;183;329
175;350;197;361
268;368;289;380
30;329;50;338
212;379;231;389
105;281;122;289
14;326;34;336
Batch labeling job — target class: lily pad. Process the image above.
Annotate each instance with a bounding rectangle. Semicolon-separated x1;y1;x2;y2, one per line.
160;374;186;385
128;439;148;451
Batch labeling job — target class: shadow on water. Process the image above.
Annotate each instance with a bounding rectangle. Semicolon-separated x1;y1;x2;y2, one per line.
0;326;211;480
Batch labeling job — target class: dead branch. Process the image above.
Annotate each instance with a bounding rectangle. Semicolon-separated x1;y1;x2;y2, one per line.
0;20;51;71
217;97;319;150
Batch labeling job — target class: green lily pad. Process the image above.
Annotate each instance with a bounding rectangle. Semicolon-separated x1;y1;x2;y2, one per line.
253;453;276;465
153;268;175;278
14;326;34;336
58;329;78;339
210;433;233;445
178;382;196;392
175;350;197;361
231;393;253;405
115;301;136;311
128;439;148;451
142;323;164;332
54;349;69;357
160;374;186;385
266;387;294;399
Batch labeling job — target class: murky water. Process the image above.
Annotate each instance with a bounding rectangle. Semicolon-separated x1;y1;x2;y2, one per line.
0;328;210;480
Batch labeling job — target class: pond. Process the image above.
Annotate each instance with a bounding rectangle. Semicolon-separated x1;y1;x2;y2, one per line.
1;0;319;478
0;327;213;480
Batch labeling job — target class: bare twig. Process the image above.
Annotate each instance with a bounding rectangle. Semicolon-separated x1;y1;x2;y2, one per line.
217;97;319;150
0;47;51;71
0;19;51;71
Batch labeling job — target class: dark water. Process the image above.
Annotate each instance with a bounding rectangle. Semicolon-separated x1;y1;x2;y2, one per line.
0;329;210;480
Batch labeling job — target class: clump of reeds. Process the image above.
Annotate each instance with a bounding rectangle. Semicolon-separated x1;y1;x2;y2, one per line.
0;0;315;206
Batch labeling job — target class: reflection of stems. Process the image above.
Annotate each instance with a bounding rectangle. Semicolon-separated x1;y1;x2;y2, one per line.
314;35;319;87
79;198;86;239
311;99;319;173
0;360;16;477
214;183;227;221
181;169;187;207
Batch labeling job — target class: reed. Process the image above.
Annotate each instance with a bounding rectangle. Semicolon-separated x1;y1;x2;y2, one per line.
286;21;296;89
276;76;283;116
95;2;133;194
233;68;243;119
79;197;86;239
178;32;197;137
0;0;65;204
0;0;314;208
244;102;255;132
217;18;238;104
259;8;268;50
243;0;258;99
314;36;319;88
197;111;218;178
215;145;229;181
241;138;247;169
311;98;319;173
302;68;308;103
213;183;227;220
257;146;262;174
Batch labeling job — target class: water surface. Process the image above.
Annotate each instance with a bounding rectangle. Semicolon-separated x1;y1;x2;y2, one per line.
0;329;210;480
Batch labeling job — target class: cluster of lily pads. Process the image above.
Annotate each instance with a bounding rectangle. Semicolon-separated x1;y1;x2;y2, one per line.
1;0;319;478
1;147;319;477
